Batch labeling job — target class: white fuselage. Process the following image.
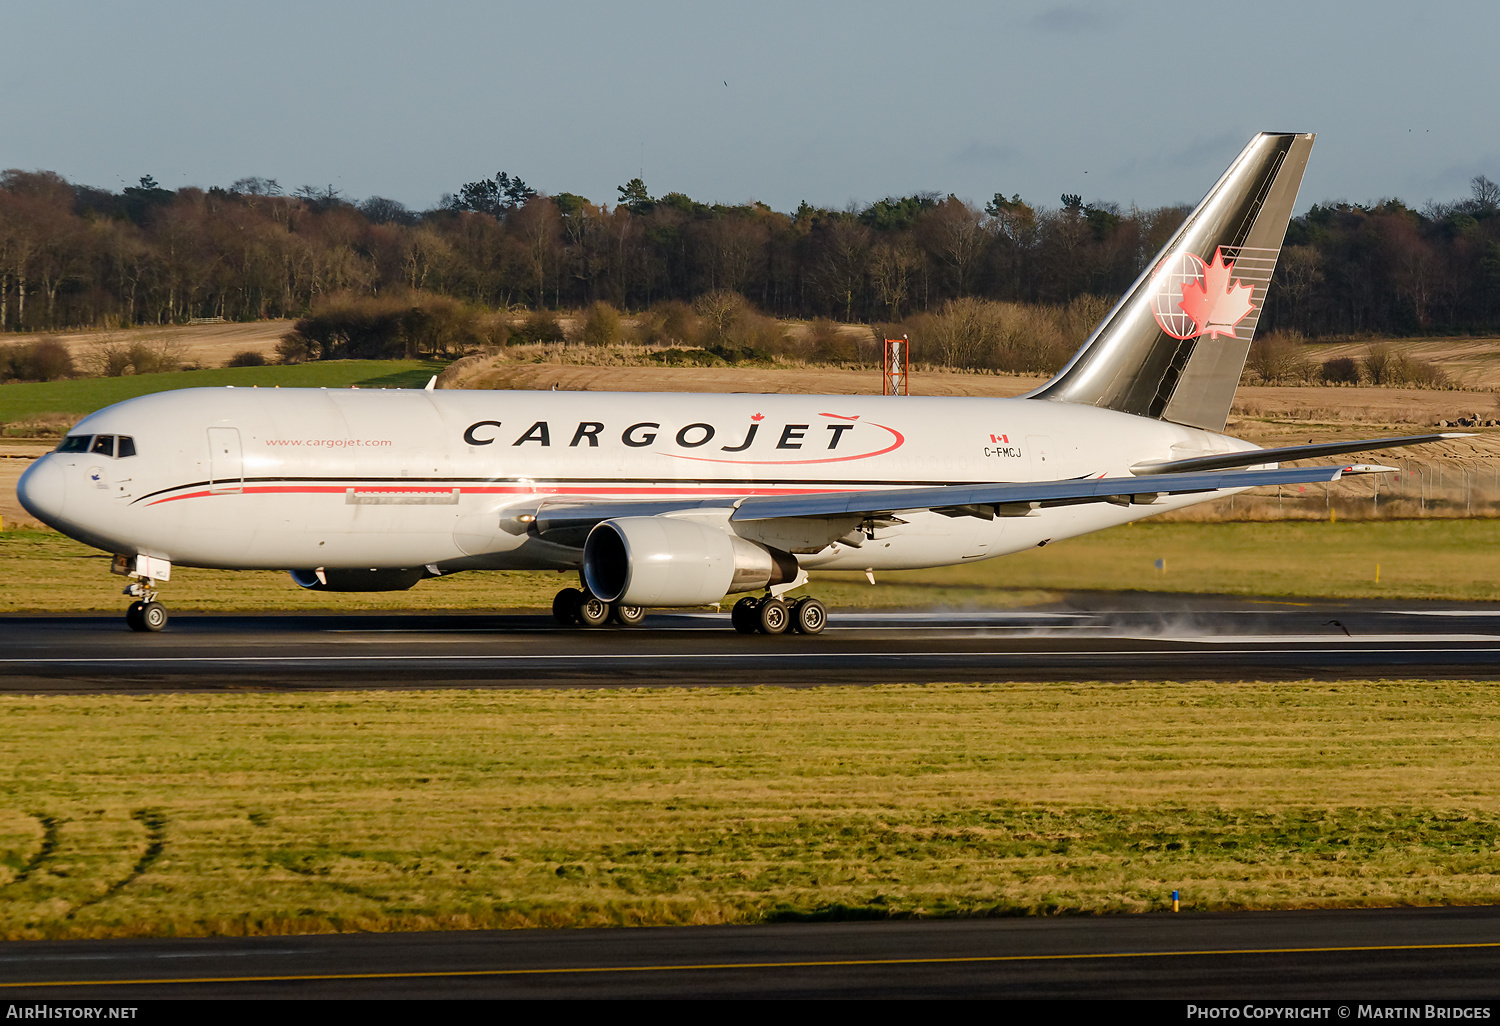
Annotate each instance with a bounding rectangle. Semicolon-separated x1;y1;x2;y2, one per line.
20;386;1257;574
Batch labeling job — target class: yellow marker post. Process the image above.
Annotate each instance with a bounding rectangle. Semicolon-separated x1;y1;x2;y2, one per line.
1375;563;1381;584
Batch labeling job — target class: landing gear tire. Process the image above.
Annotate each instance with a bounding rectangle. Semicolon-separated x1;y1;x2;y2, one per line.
125;601;145;632
139;601;168;633
553;587;582;625
575;591;611;627
756;597;789;635
610;604;646;626
790;597;826;635
731;596;760;634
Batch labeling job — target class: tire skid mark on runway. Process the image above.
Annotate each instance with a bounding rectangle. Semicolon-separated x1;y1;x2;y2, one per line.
8;939;1500;989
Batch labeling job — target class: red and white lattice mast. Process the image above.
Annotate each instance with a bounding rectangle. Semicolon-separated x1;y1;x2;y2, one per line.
882;334;909;396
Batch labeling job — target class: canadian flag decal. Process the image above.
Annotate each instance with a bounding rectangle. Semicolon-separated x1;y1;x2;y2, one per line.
1151;248;1256;341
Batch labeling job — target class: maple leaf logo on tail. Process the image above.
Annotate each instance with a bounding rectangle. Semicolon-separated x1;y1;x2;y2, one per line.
1150;248;1258;341
1177;247;1255;340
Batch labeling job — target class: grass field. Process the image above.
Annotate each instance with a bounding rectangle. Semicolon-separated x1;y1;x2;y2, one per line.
3;519;1500;613
0;360;449;426
1;681;1497;939
820;518;1500;604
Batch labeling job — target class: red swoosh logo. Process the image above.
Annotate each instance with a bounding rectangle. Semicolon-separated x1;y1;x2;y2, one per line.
660;418;905;466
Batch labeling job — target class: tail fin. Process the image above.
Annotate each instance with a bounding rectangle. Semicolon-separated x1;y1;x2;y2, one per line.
1025;132;1313;431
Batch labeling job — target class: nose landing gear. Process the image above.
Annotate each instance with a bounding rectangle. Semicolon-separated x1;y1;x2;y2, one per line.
125;597;168;633
112;554;173;633
123;579;168;632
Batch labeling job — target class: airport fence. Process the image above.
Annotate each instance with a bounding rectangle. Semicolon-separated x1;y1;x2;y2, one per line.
1160;455;1500;521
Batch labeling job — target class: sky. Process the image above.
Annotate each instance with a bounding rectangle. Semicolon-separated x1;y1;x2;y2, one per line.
5;0;1498;216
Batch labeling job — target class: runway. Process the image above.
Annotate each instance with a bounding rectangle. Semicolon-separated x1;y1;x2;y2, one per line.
2;906;1498;999
5;598;1499;1001
4;593;1500;691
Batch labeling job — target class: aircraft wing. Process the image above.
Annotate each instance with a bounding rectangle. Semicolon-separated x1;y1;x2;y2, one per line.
529;463;1390;544
1129;432;1469;476
729;464;1389;522
533;497;748;546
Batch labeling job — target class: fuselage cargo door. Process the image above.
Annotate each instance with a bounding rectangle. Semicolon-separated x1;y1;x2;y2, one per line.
208;427;244;493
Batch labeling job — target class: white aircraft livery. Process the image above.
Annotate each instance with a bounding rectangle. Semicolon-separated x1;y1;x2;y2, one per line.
16;133;1459;633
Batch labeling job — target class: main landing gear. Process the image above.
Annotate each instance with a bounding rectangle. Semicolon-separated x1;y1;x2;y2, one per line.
730;595;826;636
552;587;646;628
548;585;826;635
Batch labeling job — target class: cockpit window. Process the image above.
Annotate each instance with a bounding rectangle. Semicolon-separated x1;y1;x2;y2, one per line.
55;433;135;457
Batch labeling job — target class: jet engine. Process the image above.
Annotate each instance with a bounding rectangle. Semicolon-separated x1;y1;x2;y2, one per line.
583;517;798;607
289;568;428;592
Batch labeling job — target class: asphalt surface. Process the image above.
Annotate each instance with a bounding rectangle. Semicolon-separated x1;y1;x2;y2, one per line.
5;596;1499;1001
1;907;1497;999
5;593;1500;691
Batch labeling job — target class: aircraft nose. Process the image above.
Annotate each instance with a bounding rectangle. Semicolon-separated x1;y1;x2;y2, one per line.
17;456;67;527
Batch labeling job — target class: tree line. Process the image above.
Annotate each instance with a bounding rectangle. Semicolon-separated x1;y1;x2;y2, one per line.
1;166;1497;337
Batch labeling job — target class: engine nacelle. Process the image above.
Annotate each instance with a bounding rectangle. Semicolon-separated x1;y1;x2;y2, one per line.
289;568;427;592
583;517;798;607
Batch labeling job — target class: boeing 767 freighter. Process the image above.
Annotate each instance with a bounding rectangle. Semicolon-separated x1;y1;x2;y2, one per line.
16;134;1459;633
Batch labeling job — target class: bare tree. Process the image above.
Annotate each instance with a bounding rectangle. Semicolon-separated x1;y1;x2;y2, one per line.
869;239;917;321
509;197;562;308
916;197;989;298
809;218;870;322
402;226;451;291
1275;244;1323;330
232;177;282;197
1472;175;1500;214
694;213;767;295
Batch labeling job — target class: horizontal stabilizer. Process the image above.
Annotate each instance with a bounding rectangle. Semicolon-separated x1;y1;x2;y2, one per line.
1130;433;1471;476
